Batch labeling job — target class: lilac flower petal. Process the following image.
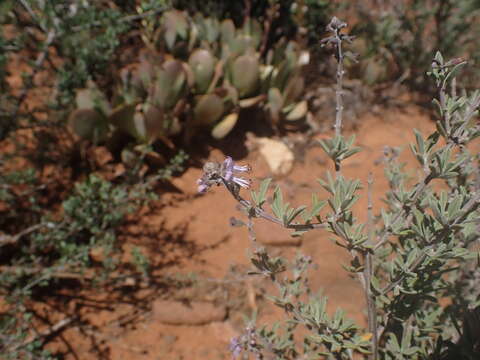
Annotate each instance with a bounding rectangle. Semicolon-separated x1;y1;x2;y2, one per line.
223;156;234;180
229;337;242;359
198;183;208;193
233;164;251;172
223;156;233;169
233;176;251;188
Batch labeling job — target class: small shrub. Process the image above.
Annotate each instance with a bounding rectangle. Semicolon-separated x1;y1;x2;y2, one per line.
0;163;184;357
199;17;480;359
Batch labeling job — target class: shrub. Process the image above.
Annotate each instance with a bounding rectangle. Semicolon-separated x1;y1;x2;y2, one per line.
198;17;480;359
0;149;187;358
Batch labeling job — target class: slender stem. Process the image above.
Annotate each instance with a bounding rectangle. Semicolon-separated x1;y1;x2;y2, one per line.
221;179;327;231
365;173;378;360
0;223;47;248
334;28;344;141
333;25;345;177
19;0;47;33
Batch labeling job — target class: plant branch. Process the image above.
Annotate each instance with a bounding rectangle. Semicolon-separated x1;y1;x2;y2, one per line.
381;191;480;296
0;223;46;248
334;30;345;142
10;316;77;353
365;173;378;360
221;179;327;231
373;169;438;251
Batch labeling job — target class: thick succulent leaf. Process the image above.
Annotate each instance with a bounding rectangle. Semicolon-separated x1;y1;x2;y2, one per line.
269;37;288;66
143;103;165;141
211;112;238;139
220;42;232;61
137;54;156;90
260;65;275;93
69;109;109;141
272;56;297;91
220;19;236;46
154;60;187;108
75;83;110;115
75;89;95;109
163;10;189;50
165;115;182;136
132;111;148;141
193;94;225;126
240;17;262;49
283;76;305;106
165;60;188;102
267;88;284;123
239;94;265;108
285;100;308;121
231;35;256;55
203;17;220;43
231;55;260;98
188;49;216;94
119;66;146;105
108;103;137;137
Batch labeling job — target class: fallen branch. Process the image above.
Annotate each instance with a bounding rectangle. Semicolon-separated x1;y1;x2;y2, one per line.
11;316;77;353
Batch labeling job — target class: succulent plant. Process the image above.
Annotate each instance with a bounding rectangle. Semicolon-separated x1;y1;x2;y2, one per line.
70;9;311;154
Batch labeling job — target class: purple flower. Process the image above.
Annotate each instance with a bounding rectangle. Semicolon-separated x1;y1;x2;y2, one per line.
222;156;252;189
196;156;251;194
196;178;209;194
229;337;242;359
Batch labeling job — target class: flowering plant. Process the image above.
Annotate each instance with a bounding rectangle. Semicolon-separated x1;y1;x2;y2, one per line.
199;17;480;360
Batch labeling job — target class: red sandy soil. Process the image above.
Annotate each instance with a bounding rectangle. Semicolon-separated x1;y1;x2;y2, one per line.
33;104;440;360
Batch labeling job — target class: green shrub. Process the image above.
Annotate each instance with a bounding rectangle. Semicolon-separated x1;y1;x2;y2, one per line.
0;145;187;357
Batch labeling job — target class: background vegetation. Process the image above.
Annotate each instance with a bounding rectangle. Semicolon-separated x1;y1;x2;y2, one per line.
1;0;480;358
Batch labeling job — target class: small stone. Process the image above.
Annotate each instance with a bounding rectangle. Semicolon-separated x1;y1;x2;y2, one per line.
153;300;227;325
123;277;136;287
256;137;294;176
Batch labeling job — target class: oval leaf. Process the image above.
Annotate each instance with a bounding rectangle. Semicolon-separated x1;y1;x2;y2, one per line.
69;109;109;141
188;49;216;94
193;94;225;126
211;113;238;139
285;100;308;121
232;55;260;98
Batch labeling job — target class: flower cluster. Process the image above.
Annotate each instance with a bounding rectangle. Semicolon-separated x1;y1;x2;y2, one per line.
197;156;252;194
229;325;261;360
